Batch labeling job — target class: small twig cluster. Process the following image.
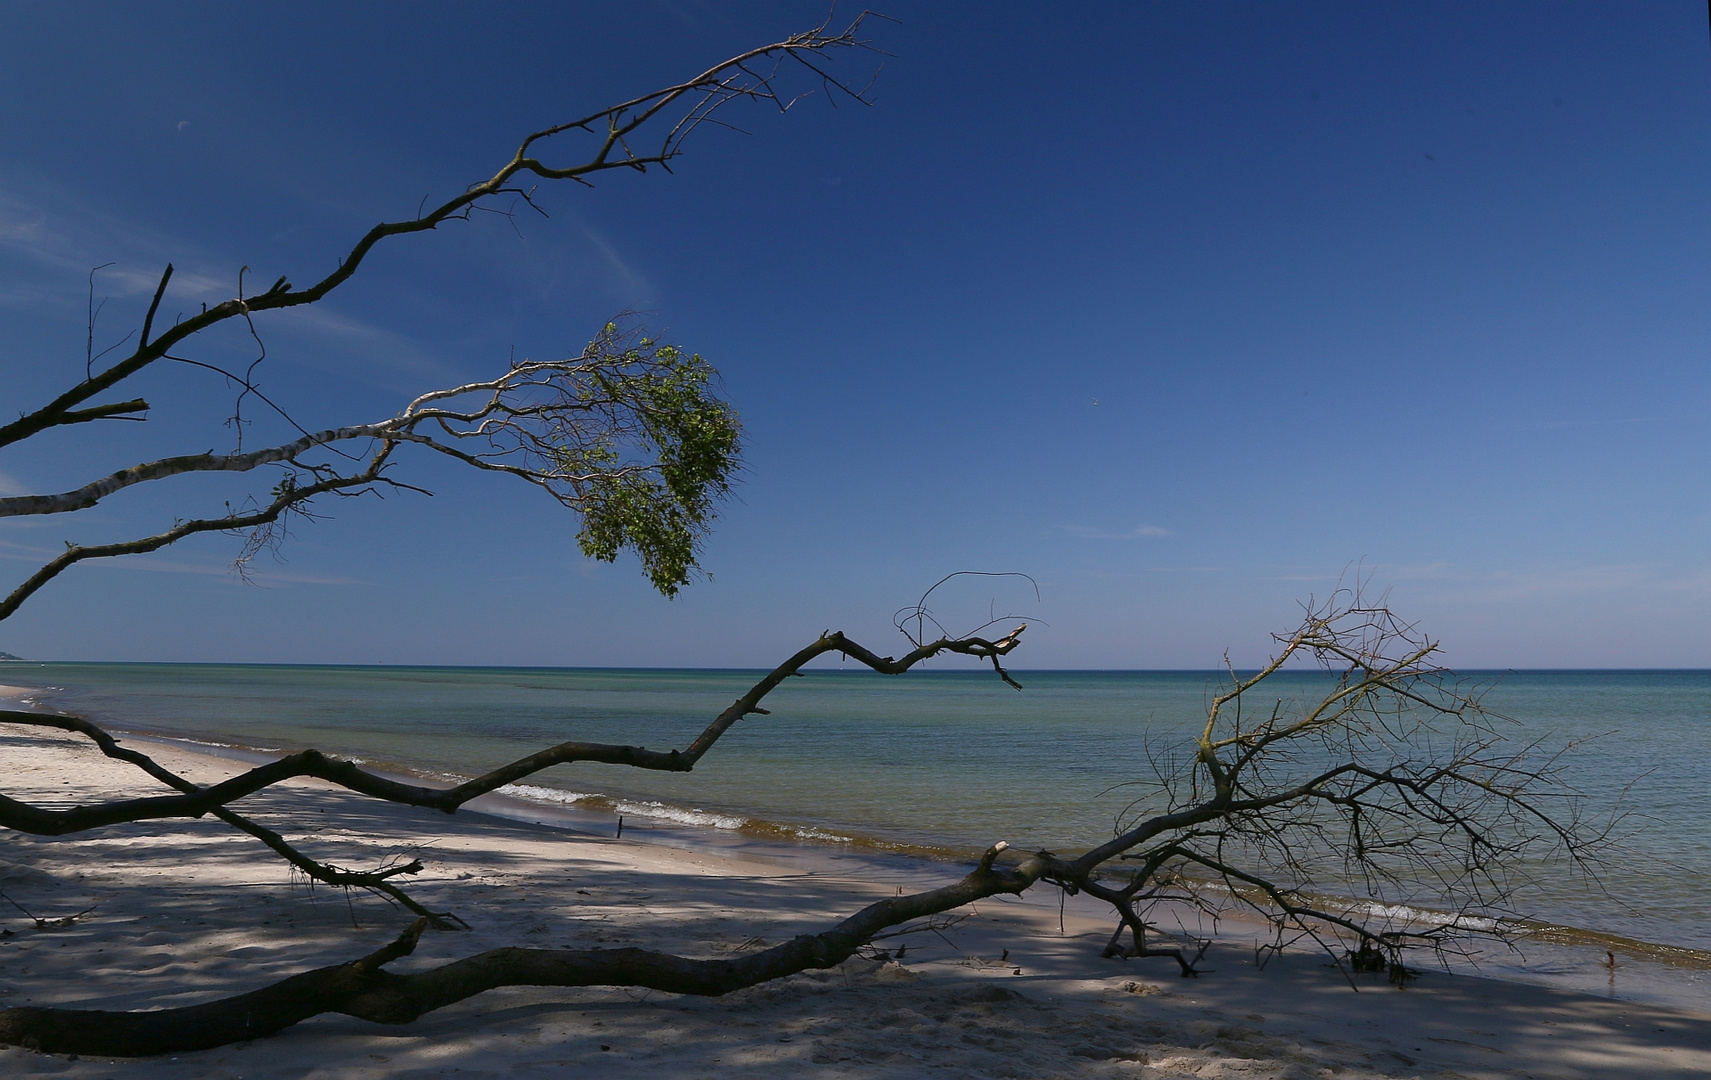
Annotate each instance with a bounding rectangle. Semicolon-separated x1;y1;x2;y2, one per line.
1053;582;1612;983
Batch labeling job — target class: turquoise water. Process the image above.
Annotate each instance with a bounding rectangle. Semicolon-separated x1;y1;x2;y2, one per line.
3;663;1708;956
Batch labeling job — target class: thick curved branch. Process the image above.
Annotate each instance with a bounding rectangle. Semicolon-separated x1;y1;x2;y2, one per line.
0;841;1044;1057
0;584;1608;1053
17;708;460;926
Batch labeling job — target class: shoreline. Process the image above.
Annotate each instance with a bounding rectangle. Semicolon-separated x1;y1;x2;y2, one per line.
75;731;1711;993
4;681;1710;1012
2;717;1710;1076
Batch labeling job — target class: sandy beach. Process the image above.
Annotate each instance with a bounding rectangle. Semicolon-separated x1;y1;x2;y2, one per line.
2;717;1709;1080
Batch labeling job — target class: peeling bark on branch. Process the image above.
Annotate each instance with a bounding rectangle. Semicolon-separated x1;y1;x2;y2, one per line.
0;425;386;518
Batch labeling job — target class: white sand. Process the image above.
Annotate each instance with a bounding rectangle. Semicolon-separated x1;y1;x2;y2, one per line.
2;721;1709;1079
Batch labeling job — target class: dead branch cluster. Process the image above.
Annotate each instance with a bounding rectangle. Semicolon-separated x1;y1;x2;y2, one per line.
1063;590;1607;981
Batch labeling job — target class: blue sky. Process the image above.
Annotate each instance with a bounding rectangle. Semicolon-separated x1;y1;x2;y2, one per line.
1;1;1709;669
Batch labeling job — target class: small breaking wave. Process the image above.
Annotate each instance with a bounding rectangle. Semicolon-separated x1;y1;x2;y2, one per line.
496;783;607;808
494;782;866;847
496;782;745;830
613;798;747;831
1347;900;1499;932
150;734;288;755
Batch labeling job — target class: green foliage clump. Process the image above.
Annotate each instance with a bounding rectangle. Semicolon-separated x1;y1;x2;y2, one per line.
569;333;741;597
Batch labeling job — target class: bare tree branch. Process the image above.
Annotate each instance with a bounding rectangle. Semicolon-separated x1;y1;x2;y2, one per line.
0;14;877;452
0;452;393;622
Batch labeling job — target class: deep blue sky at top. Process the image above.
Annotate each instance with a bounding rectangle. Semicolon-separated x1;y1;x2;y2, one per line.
0;1;1708;668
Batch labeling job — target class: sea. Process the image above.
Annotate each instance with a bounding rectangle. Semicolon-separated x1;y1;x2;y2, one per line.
3;662;1708;1004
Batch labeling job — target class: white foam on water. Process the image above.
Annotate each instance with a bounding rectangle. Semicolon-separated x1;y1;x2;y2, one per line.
789;826;855;843
496;782;602;806
494;784;749;831
152;734;288;755
495;782;855;843
1349;899;1498;932
612;798;747;831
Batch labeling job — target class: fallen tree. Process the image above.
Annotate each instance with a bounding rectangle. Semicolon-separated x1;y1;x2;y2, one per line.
0;586;1605;1056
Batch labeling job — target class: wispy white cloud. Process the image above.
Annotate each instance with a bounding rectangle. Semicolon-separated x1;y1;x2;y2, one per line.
0;182;488;406
1061;523;1170;540
0;538;363;586
571;219;654;303
0;187;227;302
270;304;464;387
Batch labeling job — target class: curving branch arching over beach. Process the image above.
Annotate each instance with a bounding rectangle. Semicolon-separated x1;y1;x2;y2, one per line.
0;628;1029;837
0;589;1608;1056
0;624;1027;929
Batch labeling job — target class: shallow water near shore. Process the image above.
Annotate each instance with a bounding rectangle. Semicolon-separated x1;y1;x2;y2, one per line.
3;662;1709;1003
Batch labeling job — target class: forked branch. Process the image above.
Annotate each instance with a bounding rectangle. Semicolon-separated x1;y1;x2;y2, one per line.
0;323;743;616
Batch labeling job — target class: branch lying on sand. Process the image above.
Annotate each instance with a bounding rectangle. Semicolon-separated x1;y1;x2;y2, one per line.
0;625;1026;921
0;843;1044;1057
